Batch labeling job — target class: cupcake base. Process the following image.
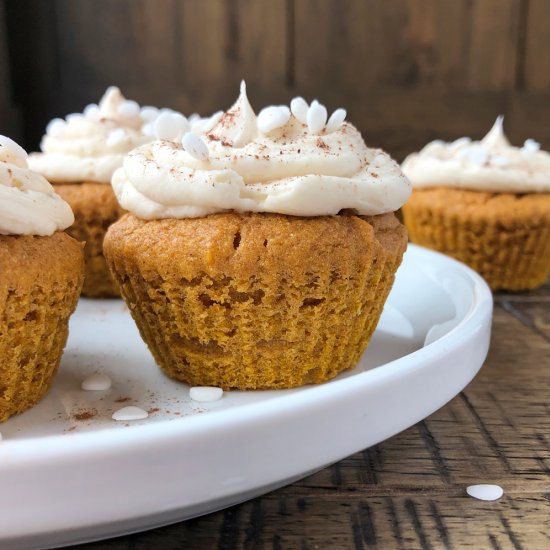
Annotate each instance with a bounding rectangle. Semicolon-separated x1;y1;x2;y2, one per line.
54;182;124;298
0;232;84;421
403;188;550;290
104;211;407;389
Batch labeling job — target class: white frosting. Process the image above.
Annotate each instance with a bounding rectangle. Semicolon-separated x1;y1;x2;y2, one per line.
112;82;411;219
29;87;153;184
0;136;74;236
402;117;550;192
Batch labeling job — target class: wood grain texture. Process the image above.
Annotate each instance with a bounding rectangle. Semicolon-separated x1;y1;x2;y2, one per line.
0;1;20;138
5;0;550;158
51;0;288;118
80;285;550;549
523;0;550;92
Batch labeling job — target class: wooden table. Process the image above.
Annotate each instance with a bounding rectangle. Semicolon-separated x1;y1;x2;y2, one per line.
85;282;550;549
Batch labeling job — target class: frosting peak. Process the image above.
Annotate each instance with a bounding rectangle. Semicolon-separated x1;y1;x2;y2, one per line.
112;84;411;220
0;136;74;236
214;81;258;147
402;117;550;193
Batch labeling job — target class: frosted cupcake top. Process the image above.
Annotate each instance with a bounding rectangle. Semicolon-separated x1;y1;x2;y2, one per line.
29;87;163;184
111;81;411;219
402;117;550;193
0;136;74;236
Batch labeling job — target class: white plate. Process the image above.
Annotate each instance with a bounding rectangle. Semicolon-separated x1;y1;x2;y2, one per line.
0;244;493;549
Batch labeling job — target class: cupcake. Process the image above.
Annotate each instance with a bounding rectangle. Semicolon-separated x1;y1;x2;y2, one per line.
104;83;411;389
402;117;550;290
0;136;84;421
29;87;160;297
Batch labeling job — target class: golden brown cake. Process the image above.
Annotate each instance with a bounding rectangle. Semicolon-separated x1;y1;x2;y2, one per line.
1;134;84;421
27;86;168;297
403;188;550;290
0;232;84;421
105;212;407;389
402;117;550;291
54;182;124;297
105;83;411;389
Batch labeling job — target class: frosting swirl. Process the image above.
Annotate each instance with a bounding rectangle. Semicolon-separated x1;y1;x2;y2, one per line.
112;82;411;219
29;87;153;184
402;117;550;192
0;136;74;236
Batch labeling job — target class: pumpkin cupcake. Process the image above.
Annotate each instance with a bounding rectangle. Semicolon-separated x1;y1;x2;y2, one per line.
104;83;411;389
29;87;163;297
402;117;550;290
0;136;84;421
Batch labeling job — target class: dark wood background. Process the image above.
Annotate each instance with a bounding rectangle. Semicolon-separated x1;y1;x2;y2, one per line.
1;0;550;160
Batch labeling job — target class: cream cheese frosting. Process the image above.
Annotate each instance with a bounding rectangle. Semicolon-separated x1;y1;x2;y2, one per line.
28;87;154;184
402;117;550;192
111;82;411;219
0;136;74;236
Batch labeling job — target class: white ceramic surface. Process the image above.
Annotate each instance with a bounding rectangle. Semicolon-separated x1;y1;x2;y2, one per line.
0;244;493;549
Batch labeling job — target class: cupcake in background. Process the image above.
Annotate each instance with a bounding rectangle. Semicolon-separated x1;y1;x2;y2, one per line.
104;82;411;390
402;117;550;291
0;135;84;421
28;86;215;297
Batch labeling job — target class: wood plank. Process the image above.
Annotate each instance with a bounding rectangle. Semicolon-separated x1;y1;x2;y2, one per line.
52;0;288;117
0;1;20;139
523;0;550;92
294;0;521;95
81;494;550;549
499;301;550;341
1;0;54;146
466;0;521;90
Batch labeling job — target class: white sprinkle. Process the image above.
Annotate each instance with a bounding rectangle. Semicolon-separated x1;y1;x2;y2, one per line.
188;113;201;123
140;106;159;122
290;97;309;124
490;155;510;166
154;111;189;141
182;132;209;160
141;122;155;137
169;112;190;135
81;373;112;391
83;103;100;121
106;128;126;147
325;108;347;133
117;99;140;118
66;113;83;124
522;138;540;153
190;386;223;402
307;101;328;134
278;105;291;118
112;406;149;421
0;135;28;160
257;106;291;134
449;137;471;150
46;118;66;137
192;111;223;134
466;484;504;501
